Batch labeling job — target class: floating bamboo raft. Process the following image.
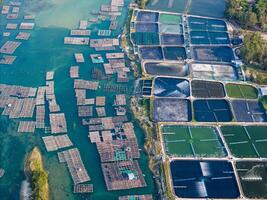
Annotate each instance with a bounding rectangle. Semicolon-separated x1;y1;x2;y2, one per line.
46;71;54;80
24;15;35;20
42;134;73;152
96;107;106;117
102;83;128;93
79;20;88;30
106;53;124;59
118;195;153;200
109;20;118;30
74;79;99;90
58;148;90;184
3;32;11;37
12;7;19;13
98;29;111;36
96;96;106;106
0;55;16;65
36;105;45;129
70;30;90;36
1;6;10;14
19;98;36;118
101;160;146;191
73;184;93;193
115;94;126;106
70;66;79;78
0;84;36;98
91;67;111;80
90;38;119;48
17;121;35;133
78;106;93;117
64;37;89;45
7;13;18;19
111;0;124;6
0;41;21;54
74;53;84;63
36;86;46;105
101;5;119;12
15;32;30;40
19;22;35;30
49;113;67;134
96;138;140;162
6;23;17;29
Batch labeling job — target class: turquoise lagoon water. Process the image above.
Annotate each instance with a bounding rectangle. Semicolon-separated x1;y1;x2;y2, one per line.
0;0;157;199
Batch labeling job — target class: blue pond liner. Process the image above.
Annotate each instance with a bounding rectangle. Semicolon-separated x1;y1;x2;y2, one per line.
190;31;230;45
163;47;187;61
160;34;184;45
188;17;227;31
194;99;233;122
135;22;159;32
153;77;190;97
144;62;189;77
170;160;240;198
231;100;267;122
139;46;163;60
192;46;234;63
136;11;159;22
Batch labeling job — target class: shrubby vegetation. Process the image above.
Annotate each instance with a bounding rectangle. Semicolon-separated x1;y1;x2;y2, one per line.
135;0;148;9
26;147;49;200
240;32;267;70
225;0;267;30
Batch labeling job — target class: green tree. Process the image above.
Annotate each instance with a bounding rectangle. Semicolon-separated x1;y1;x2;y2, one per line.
246;10;258;27
241;32;267;71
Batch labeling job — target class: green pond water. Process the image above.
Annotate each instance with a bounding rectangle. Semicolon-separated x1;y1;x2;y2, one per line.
0;0;157;199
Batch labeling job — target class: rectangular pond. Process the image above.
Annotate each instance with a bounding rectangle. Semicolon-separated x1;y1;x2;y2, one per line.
152;98;191;122
221;126;267;158
170;159;240;198
193;99;233;122
161;125;227;157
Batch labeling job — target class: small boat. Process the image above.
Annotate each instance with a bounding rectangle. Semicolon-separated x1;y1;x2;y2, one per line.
0;169;5;178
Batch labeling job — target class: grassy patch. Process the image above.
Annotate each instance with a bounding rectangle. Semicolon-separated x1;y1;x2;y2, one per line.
226;83;258;99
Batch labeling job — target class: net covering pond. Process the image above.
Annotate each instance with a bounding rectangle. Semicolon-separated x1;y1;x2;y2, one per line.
154;77;190;97
135;22;158;32
160;34;184;45
226;83;258;99
231;100;267;122
194;99;233;122
163;47;187;61
236;161;267;198
159;24;183;34
131;32;160;45
136;11;159;22
190;31;230;45
170;160;240;198
188;17;227;31
221;126;267;158
191;63;238;81
139;46;163;60
161;125;227;157
191;80;225;98
159;13;182;24
152;98;191;122
192;46;234;63
144;62;189;77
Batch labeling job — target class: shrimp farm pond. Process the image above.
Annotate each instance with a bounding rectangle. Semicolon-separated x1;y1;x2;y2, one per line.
130;2;267;200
